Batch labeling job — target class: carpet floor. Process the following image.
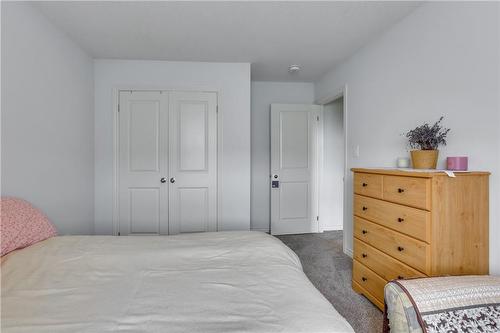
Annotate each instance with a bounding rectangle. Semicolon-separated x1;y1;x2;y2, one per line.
277;231;383;333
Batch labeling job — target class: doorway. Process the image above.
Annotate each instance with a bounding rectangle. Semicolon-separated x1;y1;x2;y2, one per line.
319;97;345;232
270;94;346;236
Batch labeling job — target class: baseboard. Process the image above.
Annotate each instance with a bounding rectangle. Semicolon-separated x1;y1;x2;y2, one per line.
320;225;343;232
251;228;270;234
344;247;353;258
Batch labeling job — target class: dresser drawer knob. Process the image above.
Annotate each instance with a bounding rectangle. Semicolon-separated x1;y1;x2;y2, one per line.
362;253;367;258
397;246;405;252
362;183;368;187
398;188;405;193
398;275;404;280
397;217;405;222
362;230;368;235
362;206;368;211
362;277;367;282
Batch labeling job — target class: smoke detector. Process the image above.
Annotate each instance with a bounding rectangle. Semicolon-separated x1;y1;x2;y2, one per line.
288;65;301;73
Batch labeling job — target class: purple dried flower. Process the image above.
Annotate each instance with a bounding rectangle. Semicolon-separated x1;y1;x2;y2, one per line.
405;116;450;150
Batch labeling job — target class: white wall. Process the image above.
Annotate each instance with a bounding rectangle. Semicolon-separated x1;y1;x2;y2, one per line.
1;3;94;234
250;81;315;231
320;98;344;231
315;2;500;272
94;60;251;234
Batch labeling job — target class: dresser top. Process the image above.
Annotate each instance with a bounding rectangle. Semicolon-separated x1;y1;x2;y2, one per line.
351;168;490;178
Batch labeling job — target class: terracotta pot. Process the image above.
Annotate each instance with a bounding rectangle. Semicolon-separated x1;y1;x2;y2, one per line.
410;150;439;169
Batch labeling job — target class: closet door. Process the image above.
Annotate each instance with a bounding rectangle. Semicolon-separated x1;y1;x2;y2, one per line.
118;91;169;235
168;92;217;234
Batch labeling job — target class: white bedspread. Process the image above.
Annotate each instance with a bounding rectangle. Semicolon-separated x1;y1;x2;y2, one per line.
1;231;353;333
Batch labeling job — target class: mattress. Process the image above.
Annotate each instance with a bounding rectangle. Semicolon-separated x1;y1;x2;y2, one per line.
1;231;353;333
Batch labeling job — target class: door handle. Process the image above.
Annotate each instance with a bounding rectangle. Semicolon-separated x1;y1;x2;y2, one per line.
170;177;176;184
271;174;279;188
160;177;167;183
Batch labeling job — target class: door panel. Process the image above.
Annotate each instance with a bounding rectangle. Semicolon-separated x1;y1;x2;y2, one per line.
129;102;160;171
168;92;217;235
281;112;309;169
129;188;160;234
271;104;321;235
178;103;208;171
177;187;209;233
279;182;309;219
119;91;169;235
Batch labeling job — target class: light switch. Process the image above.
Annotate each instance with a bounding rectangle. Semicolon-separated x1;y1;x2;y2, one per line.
354;145;360;158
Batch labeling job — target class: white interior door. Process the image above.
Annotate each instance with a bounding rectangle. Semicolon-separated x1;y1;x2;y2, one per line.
168;91;217;234
119;91;169;235
270;104;321;235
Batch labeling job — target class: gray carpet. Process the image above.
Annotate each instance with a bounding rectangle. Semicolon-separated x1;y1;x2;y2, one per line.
277;231;382;333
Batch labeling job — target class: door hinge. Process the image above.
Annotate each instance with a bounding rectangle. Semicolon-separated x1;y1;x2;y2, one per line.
118;104;120;112
316;116;320;121
216;105;219;113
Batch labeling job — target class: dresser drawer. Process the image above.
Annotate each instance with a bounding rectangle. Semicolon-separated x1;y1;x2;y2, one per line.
354;238;426;281
353;195;430;242
352;260;386;302
383;175;431;210
354;173;383;199
354;216;430;274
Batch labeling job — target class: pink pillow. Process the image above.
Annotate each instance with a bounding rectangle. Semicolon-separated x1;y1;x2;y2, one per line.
1;197;57;256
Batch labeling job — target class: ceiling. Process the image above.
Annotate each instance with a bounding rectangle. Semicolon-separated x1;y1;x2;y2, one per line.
34;1;421;82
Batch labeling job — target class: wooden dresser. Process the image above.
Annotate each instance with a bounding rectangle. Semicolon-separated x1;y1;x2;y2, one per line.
351;168;489;310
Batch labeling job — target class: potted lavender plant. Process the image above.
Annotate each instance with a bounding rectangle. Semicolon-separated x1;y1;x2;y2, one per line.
405;117;450;169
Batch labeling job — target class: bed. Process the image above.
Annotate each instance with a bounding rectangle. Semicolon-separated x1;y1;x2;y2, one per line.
1;231;353;333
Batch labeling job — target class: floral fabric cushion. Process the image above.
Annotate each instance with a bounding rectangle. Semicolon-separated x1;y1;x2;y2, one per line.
1;197;57;256
384;276;500;333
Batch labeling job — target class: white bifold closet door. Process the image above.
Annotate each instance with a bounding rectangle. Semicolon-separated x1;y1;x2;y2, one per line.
118;91;217;235
168;92;217;234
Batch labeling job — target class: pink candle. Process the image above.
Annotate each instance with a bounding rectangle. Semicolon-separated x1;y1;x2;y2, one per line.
447;157;468;171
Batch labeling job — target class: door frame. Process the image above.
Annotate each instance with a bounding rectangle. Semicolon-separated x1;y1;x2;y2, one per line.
112;87;221;236
316;84;350;257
